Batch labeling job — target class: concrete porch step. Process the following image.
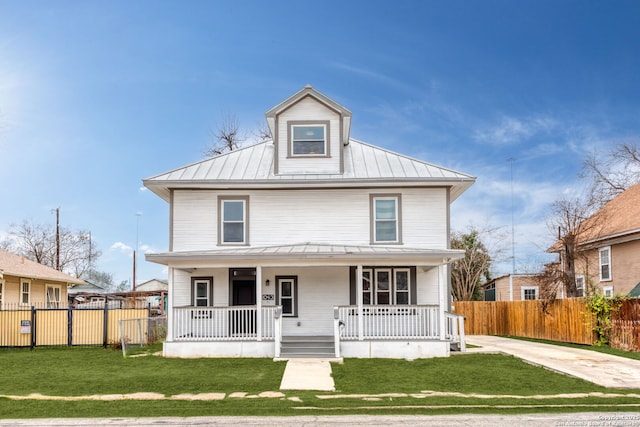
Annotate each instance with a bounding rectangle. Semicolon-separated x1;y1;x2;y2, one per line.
280;336;335;358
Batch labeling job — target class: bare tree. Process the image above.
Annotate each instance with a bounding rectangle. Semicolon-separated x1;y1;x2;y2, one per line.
252;120;272;143
204;113;245;157
451;227;493;301
582;141;640;202
546;191;606;298
3;219;101;278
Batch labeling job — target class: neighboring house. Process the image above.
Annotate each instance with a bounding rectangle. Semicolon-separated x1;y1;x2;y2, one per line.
143;85;476;359
0;249;84;309
552;182;640;297
135;279;168;314
483;274;540;301
136;278;168;292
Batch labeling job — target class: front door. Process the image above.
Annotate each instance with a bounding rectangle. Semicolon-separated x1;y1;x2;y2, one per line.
230;270;256;335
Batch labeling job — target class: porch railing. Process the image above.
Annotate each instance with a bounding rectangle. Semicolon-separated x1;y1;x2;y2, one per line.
445;312;466;351
172;306;280;342
336;305;442;340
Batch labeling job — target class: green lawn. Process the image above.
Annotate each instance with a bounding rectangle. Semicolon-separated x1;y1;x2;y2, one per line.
1;346;639;418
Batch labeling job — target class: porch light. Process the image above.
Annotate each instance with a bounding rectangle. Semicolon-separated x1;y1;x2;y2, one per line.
266;279;270;287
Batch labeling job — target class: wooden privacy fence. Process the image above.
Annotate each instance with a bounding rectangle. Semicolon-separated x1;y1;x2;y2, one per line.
0;306;150;348
452;299;596;345
610;299;640;352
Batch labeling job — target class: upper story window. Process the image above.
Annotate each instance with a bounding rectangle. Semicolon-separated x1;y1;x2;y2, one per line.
599;246;612;281
288;121;329;157
370;194;402;244
218;196;249;245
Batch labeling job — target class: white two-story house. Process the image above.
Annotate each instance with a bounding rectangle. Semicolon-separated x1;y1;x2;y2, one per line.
144;86;475;359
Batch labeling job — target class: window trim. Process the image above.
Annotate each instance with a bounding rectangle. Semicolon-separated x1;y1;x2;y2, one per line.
370;194;402;244
45;284;62;309
575;275;586;297
217;196;249;246
276;276;298;317
603;285;614;298
191;277;214;307
287;120;330;158
521;286;539;300
359;267;412;305
20;279;31;306
599;246;612;282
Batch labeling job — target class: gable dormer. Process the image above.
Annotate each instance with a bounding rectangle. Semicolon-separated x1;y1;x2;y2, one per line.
265;85;352;175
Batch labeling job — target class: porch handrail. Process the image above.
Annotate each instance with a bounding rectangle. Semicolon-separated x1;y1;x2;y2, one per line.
336;305;441;340
172;305;279;342
445;311;466;351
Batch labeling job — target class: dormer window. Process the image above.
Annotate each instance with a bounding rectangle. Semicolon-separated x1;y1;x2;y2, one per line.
288;121;330;157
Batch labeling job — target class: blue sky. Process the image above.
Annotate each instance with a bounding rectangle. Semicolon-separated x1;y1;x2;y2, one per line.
1;1;639;285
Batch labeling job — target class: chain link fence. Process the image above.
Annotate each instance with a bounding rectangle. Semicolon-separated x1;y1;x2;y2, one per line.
118;316;167;357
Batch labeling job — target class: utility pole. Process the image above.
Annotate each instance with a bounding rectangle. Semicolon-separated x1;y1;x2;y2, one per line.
55;207;60;271
507;158;516;301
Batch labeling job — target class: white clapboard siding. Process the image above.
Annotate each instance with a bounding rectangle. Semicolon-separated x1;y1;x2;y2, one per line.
171;187;448;250
416;267;441;305
172;190;217;251
277;96;342;175
276;267;350;336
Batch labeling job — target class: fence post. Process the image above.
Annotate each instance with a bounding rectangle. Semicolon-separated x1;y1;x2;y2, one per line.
68;308;73;347
103;302;109;349
30;306;36;350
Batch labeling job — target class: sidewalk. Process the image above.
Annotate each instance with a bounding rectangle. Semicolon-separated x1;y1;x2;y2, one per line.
466;335;640;389
279;358;337;391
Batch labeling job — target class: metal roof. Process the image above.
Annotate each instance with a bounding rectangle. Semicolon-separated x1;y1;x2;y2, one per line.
143;139;475;201
146;242;465;266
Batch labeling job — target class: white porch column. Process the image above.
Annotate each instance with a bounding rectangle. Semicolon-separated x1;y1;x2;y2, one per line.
438;263;447;340
356;264;363;341
256;265;262;342
166;267;174;342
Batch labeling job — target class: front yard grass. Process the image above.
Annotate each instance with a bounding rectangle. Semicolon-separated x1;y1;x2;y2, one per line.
1;347;639;418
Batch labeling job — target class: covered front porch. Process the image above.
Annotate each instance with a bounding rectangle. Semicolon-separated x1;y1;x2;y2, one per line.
165;304;465;358
147;243;466;359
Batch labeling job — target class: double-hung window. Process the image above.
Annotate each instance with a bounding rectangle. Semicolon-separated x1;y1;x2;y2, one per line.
277;276;298;317
361;267;411;305
218;196;249;245
290;122;328;156
575;275;585;297
192;277;214;307
46;285;62;308
599;246;612;281
20;280;30;306
371;194;401;244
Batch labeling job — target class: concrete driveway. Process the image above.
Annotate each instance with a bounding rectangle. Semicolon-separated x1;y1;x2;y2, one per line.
466;335;640;389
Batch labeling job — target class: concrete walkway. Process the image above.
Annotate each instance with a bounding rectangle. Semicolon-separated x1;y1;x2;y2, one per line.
279;358;337;391
466;335;640;389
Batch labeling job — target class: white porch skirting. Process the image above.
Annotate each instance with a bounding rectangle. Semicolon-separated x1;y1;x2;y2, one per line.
163;341;275;358
340;340;449;359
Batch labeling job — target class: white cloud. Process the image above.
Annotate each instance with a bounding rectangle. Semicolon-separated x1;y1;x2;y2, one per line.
474;115;557;146
110;241;132;253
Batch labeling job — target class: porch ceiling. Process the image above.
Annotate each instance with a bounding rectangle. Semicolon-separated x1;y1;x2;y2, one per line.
145;242;464;268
